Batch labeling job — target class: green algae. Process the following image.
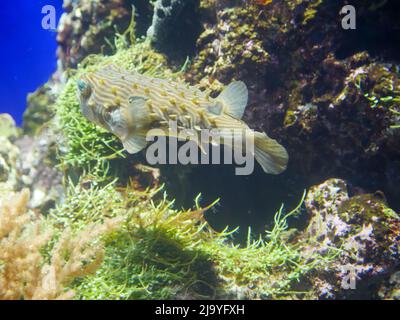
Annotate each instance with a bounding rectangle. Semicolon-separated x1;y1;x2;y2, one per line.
54;178;331;299
302;0;324;26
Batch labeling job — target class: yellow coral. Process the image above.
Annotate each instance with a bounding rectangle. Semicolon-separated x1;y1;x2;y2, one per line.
0;189;121;300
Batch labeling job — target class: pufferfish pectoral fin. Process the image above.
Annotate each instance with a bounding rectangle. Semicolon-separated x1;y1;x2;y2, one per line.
217;81;248;119
107;109;129;139
122;135;148;154
128;95;149;123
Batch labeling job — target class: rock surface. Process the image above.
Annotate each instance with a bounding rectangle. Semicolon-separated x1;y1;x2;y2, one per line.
57;0;153;69
0;115;63;214
299;178;400;299
186;0;400;208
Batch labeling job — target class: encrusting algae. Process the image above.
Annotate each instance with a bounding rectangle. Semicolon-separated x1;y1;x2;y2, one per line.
77;64;288;174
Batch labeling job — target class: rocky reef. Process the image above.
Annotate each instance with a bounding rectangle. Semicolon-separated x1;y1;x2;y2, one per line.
147;0;202;59
300;178;399;299
185;0;400;206
1;0;400;299
56;0;154;69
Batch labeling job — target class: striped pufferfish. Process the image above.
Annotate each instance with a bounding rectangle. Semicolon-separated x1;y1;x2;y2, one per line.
77;64;288;174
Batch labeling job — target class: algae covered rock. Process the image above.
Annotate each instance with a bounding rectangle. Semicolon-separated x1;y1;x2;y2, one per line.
23;84;56;135
0;116;20;192
282;60;400;206
147;0;202;59
0;114;18;140
379;271;400;299
300;178;400;299
187;3;272;90
15;130;63;214
0;138;20;190
0;114;63;213
57;0;153;69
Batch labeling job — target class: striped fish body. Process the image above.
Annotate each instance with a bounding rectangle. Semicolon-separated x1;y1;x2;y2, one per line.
77;64;289;174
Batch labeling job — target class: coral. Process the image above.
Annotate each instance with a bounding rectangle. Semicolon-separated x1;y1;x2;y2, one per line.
0;189;121;300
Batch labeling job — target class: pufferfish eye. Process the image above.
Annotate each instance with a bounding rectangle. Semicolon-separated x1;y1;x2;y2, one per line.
77;79;92;99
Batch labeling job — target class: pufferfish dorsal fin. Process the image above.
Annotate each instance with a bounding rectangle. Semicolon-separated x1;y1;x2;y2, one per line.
217;81;248;119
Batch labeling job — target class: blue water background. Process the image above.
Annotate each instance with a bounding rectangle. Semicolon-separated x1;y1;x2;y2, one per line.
0;1;63;125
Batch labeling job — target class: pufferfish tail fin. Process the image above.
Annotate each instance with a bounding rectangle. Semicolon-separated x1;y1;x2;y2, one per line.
253;132;288;174
217;81;248;119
